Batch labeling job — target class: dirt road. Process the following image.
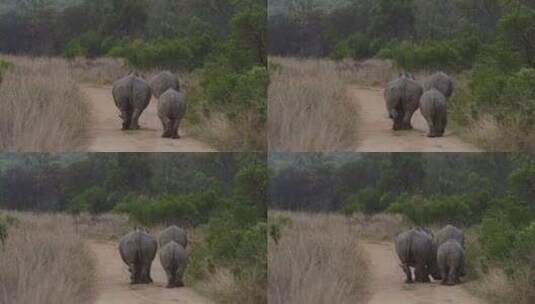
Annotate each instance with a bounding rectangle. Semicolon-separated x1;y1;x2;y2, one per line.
351;86;480;152
82;85;215;152
362;240;485;304
88;240;213;304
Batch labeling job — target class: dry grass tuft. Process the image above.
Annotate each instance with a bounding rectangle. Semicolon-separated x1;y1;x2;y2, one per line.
190;110;266;151
350;213;408;241
335;58;397;87
0;56;90;151
469;263;534;304
74;213;131;241
68;57;129;85
269;57;360;152
0;212;96;304
268;211;369;304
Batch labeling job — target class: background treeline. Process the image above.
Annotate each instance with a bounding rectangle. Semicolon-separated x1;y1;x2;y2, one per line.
269;0;535;151
270;152;535;303
0;0;267;150
0;153;267;303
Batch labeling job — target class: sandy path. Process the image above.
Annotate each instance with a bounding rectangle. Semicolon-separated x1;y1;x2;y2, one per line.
351;86;480;152
362;240;485;304
88;240;213;304
82;85;215;152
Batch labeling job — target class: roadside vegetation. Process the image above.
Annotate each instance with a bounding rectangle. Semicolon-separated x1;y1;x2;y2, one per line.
269;0;535;151
0;0;267;151
270;153;535;304
0;212;96;304
268;211;369;304
268;57;359;151
0;56;89;151
0;153;267;304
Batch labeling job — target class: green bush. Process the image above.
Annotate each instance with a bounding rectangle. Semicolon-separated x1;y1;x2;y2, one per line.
387;195;471;225
377;37;480;71
512;221;535;263
479;214;516;260
113;190;221;226
330;33;375;60
191;63;268;121
71;186;113;215
63;31;108;59
451;66;535;147
107;37;217;70
342;187;386;215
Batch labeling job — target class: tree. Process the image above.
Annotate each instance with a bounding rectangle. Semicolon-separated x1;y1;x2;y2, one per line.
498;7;535;67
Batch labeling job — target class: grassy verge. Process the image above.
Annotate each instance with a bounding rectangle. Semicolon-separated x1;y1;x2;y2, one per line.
268;57;362;151
0;56;90;151
0;212;96;304
268;211;369;304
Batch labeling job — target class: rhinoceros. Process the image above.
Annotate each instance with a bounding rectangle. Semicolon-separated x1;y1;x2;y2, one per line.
112;72;152;130
159;241;187;288
118;229;158;284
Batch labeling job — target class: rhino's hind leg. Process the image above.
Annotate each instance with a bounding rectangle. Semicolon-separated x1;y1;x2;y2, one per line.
120;109;132;130
401;264;413;283
130;108;142;130
415;262;430;283
160;117;172;138
171;119;181;139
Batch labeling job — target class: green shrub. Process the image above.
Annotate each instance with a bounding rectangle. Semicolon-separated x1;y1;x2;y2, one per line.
479;214;516;260
330;33;375;60
71;186;113;215
113;190;222;226
377;37;480;71
387;195;471;225
63;31;108;59
512;221;535;263
342;187;386;215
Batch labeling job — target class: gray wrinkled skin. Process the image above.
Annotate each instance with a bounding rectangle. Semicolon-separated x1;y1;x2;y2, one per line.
112;73;152;130
419;89;448;137
384;73;423;130
395;228;441;283
159;225;188;248
158;89;187;139
437;239;465;285
149;71;180;99
436;225;465;248
159;241;187;288
118;229;158;284
424;72;454;98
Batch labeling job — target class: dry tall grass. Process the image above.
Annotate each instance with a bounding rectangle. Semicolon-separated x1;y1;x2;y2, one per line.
349;213;408;241
268;211;369;304
0;212;96;304
68;57;129;85
268;57;360;151
0;56;90;151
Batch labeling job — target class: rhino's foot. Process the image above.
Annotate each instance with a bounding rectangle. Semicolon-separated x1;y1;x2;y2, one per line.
405;278;414;284
427;133;437;138
175;280;185;287
162;132;171;138
172;134;181;139
130;124;141;130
